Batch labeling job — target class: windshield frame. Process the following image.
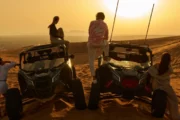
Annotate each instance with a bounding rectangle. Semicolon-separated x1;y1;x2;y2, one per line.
19;46;66;70
108;43;153;68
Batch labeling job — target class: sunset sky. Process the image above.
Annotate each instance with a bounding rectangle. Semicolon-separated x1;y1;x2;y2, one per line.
0;0;179;36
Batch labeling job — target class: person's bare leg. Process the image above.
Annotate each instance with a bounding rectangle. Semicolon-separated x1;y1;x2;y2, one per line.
57;28;64;40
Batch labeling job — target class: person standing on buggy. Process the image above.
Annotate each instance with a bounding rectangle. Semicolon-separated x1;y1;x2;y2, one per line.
0;57;16;98
87;12;109;84
147;52;180;120
48;16;69;51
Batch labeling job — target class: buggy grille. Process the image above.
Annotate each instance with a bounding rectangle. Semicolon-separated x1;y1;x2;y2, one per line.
34;75;53;98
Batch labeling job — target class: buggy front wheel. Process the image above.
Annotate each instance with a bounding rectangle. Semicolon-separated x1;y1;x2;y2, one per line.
72;79;87;110
151;89;167;118
88;82;100;110
5;88;23;120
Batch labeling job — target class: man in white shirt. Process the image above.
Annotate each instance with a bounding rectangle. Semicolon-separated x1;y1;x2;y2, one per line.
0;58;16;97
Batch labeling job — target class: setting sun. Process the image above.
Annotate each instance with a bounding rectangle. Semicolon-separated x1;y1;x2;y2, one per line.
104;0;157;18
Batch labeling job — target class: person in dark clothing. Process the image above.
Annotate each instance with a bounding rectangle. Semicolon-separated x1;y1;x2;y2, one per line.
48;16;69;50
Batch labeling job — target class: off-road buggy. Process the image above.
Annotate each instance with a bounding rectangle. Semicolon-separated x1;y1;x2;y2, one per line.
88;42;167;118
5;44;86;119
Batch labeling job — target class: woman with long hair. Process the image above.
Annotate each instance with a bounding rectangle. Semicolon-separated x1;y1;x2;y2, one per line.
148;52;180;120
48;16;69;50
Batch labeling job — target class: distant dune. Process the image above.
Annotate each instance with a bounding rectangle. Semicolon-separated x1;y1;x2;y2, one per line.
1;36;180;120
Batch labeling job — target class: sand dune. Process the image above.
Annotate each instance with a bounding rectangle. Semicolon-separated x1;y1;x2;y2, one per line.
1;36;180;120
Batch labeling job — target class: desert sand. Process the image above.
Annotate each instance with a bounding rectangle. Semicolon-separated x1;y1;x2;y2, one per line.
1;36;180;120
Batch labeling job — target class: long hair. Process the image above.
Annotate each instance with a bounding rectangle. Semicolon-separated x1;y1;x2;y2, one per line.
48;16;59;28
158;52;171;75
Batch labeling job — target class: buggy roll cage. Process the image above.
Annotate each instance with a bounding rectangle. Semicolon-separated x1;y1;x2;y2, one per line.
105;0;155;66
109;43;153;66
19;44;68;69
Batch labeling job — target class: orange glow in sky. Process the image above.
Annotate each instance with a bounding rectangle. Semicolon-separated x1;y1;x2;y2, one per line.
104;0;157;18
0;0;179;36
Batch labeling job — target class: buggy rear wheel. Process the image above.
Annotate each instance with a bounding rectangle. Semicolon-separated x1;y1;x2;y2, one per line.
151;89;167;118
72;79;87;110
5;88;23;120
88;82;100;110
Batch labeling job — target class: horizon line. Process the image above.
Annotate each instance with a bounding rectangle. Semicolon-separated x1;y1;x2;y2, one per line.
0;34;178;37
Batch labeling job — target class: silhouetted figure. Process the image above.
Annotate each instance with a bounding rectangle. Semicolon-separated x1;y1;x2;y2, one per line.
87;12;109;84
48;16;69;50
